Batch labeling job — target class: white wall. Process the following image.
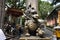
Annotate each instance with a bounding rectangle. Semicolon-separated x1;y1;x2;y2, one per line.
41;0;53;4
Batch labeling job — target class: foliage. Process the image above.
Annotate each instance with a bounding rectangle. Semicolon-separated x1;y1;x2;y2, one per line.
5;0;26;9
38;0;53;19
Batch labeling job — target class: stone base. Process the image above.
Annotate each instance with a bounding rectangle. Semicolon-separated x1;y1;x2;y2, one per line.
19;36;51;40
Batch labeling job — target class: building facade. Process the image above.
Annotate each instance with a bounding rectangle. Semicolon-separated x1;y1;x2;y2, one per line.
47;6;60;26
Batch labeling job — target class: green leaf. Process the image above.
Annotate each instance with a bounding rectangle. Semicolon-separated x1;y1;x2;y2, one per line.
38;0;53;19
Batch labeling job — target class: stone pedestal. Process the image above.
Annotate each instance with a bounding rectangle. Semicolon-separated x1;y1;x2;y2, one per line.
19;36;51;40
